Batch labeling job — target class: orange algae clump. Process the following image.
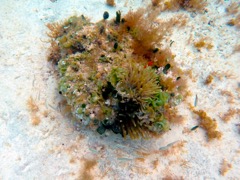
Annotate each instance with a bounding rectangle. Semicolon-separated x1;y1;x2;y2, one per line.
220;159;232;176
205;74;214;85
194;38;213;50
31;115;41;126
48;40;61;63
193;110;222;140
233;44;240;53
227;14;240;28
152;0;161;6
106;0;115;6
184;0;207;11
119;8;165;57
26;96;41;126
226;2;239;15
46;23;64;39
27;96;39;112
79;158;98;180
163;0;207;12
221;108;240;122
226;2;240;28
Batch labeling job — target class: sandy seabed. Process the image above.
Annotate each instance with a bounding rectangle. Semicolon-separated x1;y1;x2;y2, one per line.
0;0;239;179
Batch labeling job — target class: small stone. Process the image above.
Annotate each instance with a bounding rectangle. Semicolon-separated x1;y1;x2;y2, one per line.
111;123;121;134
102;119;113;128
96;125;106;135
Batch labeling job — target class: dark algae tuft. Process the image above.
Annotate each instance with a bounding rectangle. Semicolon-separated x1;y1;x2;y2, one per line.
103;11;109;20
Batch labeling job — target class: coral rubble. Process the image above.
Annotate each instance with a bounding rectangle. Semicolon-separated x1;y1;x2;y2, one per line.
47;8;187;139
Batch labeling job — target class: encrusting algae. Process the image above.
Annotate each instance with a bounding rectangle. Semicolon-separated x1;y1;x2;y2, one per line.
47;6;188;139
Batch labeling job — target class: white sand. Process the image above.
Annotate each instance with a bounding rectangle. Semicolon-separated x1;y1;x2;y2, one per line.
0;0;239;179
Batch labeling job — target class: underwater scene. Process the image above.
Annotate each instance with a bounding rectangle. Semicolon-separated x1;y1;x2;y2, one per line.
0;0;239;179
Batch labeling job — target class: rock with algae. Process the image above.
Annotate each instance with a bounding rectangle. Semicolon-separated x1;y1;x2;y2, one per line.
47;8;187;139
